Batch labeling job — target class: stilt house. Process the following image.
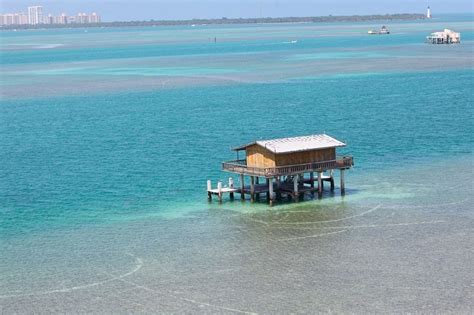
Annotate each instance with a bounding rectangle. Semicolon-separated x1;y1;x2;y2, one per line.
211;134;354;205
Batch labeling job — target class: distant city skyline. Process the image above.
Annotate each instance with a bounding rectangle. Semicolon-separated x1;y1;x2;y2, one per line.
1;0;473;22
0;5;101;26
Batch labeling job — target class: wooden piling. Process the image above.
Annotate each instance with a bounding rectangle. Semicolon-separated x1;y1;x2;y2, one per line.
250;176;255;202
240;174;245;200
276;176;282;200
318;171;323;198
217;181;223;203
229;177;234;200
269;177;274;206
340;169;345;195
266;178;270;201
207;180;212;201
293;174;299;202
255;177;260;201
330;169;335;191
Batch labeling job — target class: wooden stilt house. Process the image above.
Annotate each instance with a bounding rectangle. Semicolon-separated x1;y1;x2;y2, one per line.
208;134;354;205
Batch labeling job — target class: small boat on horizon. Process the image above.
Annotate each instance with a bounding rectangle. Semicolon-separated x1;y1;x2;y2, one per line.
368;26;390;35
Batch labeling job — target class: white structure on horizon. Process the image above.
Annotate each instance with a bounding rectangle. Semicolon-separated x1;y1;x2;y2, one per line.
426;6;432;19
426;29;461;44
28;6;43;25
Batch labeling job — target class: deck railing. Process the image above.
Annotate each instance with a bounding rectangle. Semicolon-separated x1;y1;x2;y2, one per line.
222;156;353;177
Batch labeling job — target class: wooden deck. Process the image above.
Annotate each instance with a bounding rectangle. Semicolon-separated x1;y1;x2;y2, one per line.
222;156;353;177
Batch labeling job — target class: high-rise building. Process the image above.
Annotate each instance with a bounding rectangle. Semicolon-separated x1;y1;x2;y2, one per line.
4;14;14;25
54;13;68;24
45;14;54;24
76;13;89;24
28;6;43;25
89;12;101;23
13;13;20;25
0;12;28;25
19;13;28;25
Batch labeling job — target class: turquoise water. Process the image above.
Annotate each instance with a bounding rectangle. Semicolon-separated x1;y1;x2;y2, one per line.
1;70;473;236
1;15;473;312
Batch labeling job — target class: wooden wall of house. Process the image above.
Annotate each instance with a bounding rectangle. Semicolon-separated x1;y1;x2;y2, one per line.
245;145;336;168
246;144;276;168
274;148;336;166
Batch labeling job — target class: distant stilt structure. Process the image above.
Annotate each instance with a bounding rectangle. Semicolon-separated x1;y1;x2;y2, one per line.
426;29;461;44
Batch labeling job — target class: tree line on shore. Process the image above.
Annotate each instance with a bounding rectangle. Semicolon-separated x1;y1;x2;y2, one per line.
1;13;426;30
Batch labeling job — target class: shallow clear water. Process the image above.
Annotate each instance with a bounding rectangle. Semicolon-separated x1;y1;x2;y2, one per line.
1;15;473;313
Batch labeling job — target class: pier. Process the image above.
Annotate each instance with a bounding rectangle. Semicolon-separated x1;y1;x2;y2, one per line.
207;134;354;205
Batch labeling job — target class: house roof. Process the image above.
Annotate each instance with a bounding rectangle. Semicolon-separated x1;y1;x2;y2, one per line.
233;134;346;154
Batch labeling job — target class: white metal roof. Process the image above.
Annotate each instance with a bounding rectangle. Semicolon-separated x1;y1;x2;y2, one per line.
234;134;346;153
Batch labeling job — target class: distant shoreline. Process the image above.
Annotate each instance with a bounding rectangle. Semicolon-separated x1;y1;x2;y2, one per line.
0;13;426;31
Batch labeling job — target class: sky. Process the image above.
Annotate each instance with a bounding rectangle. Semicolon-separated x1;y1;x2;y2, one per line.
1;0;472;21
